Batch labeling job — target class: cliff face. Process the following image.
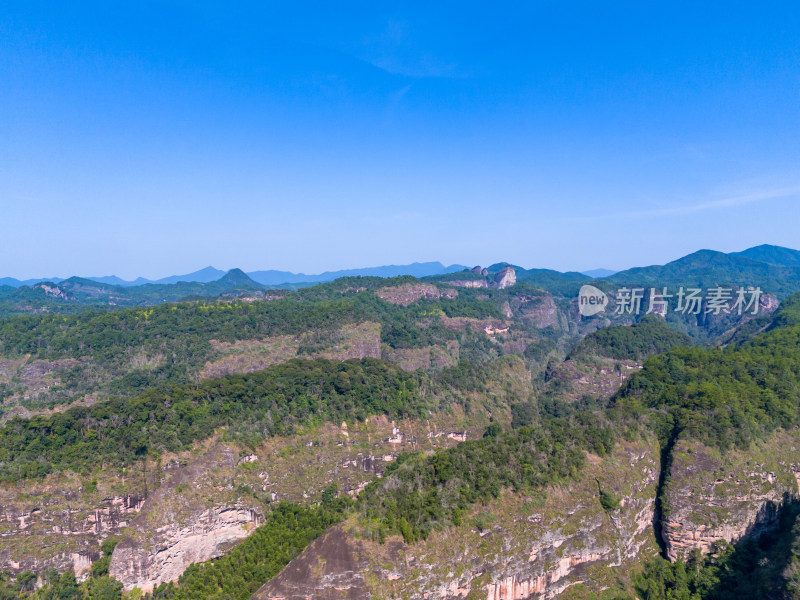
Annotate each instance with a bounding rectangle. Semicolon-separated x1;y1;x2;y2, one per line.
104;414;493;593
253;429;800;600
545;356;641;403
110;505;262;592
514;292;560;329
448;279;489;288
0;471;144;580
253;439;661;600
106;444;267;592
661;433;800;561
376;283;457;306
200;322;381;379
251;525;385;600
493;266;517;289
0;406;492;590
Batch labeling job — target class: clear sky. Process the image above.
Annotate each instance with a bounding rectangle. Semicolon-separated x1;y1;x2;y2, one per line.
2;2;799;279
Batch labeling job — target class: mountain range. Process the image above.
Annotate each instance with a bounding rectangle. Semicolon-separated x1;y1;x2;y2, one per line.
3;243;800;599
4;245;798;292
0;262;469;289
2;245;800;319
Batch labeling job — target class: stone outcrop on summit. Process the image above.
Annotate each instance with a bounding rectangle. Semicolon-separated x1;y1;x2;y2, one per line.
493;265;517;289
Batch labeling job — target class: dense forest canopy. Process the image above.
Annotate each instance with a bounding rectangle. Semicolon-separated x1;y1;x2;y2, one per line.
568;315;693;361
613;295;800;451
0;358;432;481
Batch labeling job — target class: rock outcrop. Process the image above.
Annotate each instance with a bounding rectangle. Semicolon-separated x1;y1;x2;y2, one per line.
515;292;560;329
660;433;800;561
201;322;381;379
493;266;517;289
252;439;661;600
381;340;459;372
252;526;387;600
545;356;641;403
0;492;144;579
108;444;266;592
104;416;486;593
376;283;457;306
448;279;488;288
110;505;262;592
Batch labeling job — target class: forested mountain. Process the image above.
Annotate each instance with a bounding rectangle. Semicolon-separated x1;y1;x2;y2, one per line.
608;249;800;298
0;270;267;317
1;252;800;600
733;244;800;267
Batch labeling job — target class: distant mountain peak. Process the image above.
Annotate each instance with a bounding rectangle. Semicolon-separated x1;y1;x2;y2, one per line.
217;268;261;289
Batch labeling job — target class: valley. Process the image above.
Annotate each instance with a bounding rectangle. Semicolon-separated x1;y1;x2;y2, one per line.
1;248;800;599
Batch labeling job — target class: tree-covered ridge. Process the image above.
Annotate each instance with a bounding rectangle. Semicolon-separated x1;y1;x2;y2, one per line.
357;414;614;543
613;295;800;451
0;358;430;481
0;271;270;318
568;315;693;362
0;283;503;410
609;249;800;299
0;278;502;359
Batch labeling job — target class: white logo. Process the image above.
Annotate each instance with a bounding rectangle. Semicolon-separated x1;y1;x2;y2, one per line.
578;284;608;317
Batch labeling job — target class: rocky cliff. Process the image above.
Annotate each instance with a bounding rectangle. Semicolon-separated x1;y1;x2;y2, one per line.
376;283;457;306
545;355;641;403
0;490;143;579
660;432;800;561
107;444;265;592
493;266;517;289
103;412;494;592
110;505;262;592
253;439;661;600
252;428;800;599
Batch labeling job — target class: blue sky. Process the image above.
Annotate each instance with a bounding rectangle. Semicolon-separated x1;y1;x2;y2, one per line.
2;2;799;279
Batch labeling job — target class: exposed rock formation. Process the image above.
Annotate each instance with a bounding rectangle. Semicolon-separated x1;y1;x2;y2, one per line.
545;356;641;403
108;444;266;592
660;433;800;561
201;322;381;379
110;505;262;592
447;279;488;288
0;493;144;579
103;415;485;592
381;341;459;372
439;316;508;333
376;283;457;306
36;283;69;300
515;292;560;329
252;526;388;600
493;266;517;289
252;439;661;600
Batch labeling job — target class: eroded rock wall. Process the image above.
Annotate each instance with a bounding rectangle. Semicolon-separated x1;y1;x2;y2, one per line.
253;439;661;600
660;433;800;561
110;506;262;592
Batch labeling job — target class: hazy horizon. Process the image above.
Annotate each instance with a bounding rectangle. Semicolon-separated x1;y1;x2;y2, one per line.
3;243;796;283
